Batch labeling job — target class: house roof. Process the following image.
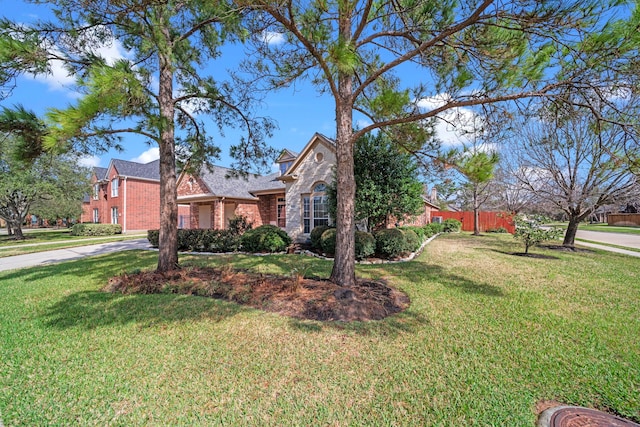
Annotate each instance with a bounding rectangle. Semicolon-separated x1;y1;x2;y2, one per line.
276;149;299;163
109;159;160;181
93;167;108;181
197;165;285;199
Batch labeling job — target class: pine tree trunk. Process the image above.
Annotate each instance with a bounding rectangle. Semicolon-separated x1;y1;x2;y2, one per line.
563;216;580;247
329;91;356;287
156;52;179;273
329;13;356;288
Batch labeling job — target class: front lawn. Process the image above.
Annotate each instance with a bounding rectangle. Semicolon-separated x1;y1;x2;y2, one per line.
1;234;638;425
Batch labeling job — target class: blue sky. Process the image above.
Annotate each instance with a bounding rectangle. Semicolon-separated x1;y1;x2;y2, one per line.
2;1;475;171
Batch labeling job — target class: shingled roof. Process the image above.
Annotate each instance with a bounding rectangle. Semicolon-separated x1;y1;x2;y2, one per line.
93;166;108;181
108;159;160;181
197;165;285;199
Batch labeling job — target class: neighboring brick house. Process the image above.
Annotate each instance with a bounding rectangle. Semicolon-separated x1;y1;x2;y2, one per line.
177;132;440;242
81;159;166;232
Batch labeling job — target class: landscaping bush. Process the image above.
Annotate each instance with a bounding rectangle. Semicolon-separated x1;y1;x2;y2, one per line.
241;225;292;253
147;230;159;247
442;218;462;233
310;225;333;250
399;226;425;241
424;222;443;236
487;226;508;233
320;228;337;255
402;229;422;252
147;229;241;252
374;228;409;259
228;215;252;236
71;223;122;236
355;231;376;260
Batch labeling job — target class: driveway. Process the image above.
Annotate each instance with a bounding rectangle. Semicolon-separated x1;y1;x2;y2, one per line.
575;229;640;257
0;238;152;272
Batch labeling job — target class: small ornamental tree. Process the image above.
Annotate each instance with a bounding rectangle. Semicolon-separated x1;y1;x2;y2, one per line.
513;214;563;254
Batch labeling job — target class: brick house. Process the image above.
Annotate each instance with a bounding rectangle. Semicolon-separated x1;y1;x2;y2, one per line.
177;133;440;241
81;159;170;232
176;164;286;230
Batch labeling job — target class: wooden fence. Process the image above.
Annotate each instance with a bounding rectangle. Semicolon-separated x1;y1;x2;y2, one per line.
608;213;640;227
433;211;516;234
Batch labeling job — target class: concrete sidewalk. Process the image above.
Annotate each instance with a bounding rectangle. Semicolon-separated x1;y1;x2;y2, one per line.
0;238;152;272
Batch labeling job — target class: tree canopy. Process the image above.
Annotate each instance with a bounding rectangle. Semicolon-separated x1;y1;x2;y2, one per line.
0;107;90;238
513;105;639;247
1;0;276;271
241;0;639;286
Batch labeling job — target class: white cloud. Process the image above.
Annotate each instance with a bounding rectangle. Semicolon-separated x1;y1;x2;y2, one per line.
130;147;159;164
417;94;485;147
78;155;102;168
261;31;285;45
355;119;372;130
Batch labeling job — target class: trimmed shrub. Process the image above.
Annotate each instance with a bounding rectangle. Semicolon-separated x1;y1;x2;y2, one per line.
228;215;253;236
71;223;122;236
488;226;508;233
310;225;333;250
148;230;159;247
374;228;408;259
241;225;292;253
355;231;376;260
442;218;462;233
147;229;242;252
399;226;425;241
320;228;337;255
424;222;443;236
403;229;421;252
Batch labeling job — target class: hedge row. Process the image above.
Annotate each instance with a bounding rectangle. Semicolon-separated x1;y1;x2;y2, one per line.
71;223;122;236
309;220;460;260
147;224;291;253
147;229;241;252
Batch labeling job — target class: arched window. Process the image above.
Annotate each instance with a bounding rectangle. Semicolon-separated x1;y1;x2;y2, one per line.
302;182;330;233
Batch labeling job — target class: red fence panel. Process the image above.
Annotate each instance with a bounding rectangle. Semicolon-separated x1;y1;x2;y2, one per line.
433;211;515;234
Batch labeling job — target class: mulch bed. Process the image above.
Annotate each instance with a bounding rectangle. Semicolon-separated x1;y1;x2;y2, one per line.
104;266;410;322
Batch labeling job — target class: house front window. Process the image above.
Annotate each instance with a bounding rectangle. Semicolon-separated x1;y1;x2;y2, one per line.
302;182;330;234
93;184;99;200
276;197;286;227
111;178;119;197
93;209;99;223
111;207;118;224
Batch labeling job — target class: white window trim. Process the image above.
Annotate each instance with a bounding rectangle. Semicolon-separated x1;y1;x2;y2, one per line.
111;178;119;197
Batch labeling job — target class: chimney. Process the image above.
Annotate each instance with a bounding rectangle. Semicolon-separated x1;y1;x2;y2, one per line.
431;187;438;203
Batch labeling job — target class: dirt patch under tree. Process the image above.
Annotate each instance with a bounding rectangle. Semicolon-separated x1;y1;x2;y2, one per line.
104;266;410;322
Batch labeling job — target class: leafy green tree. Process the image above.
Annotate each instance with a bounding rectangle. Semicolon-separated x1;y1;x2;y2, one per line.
30;154;91;224
327;132;424;232
1;0;274;272
448;149;500;235
0;140;89;239
241;0;638;286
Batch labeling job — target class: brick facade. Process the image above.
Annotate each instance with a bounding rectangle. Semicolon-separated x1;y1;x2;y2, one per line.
80;162;161;232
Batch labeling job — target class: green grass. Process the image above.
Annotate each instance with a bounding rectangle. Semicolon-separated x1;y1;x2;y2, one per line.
1;234;639;425
0;230;146;257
